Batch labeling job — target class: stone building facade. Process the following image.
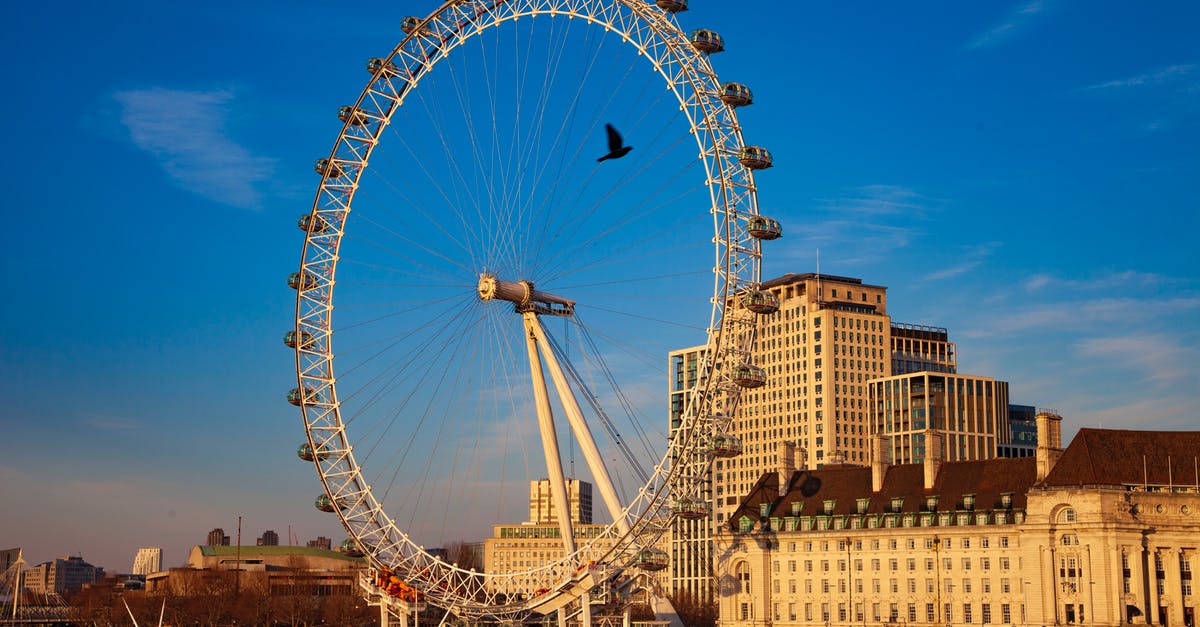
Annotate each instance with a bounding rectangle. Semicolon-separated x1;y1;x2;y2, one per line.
715;414;1200;627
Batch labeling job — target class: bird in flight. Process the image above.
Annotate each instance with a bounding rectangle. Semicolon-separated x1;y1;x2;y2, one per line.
597;123;633;162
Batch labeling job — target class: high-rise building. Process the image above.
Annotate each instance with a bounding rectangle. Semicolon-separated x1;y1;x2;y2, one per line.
714;273;892;525
257;530;280;547
999;404;1038;457
306;536;332;550
23;556;104;594
668;344;713;601
131;547;163;575
890;323;956;375
529;478;593;525
206;528;230;546
868;372;1010;464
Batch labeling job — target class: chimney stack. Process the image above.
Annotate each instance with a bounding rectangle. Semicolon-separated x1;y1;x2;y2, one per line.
923;432;945;490
778;441;797;496
1035;412;1064;482
871;435;890;493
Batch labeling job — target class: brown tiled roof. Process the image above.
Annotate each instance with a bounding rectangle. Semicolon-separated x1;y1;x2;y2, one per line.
1042;428;1200;487
726;458;1036;531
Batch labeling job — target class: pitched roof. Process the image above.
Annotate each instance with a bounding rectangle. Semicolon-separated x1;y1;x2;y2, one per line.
1042;428;1200;487
726;457;1036;531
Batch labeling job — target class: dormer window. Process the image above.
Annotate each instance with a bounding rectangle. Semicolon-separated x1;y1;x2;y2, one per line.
890;497;904;513
926;495;939;512
791;501;803;516
962;494;976;510
1000;493;1013;509
760;502;772;519
738;516;754;532
823;500;836;515
856;498;870;514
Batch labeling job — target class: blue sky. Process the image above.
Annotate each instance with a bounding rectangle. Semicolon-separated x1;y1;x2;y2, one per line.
1;1;1197;574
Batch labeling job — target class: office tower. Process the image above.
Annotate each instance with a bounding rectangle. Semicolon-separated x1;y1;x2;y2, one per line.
131;547;163;575
890;323;956;375
668;344;713;600
714;273;892;525
22;556;103;594
1000;404;1038;457
529;478;593;525
206;528;230;546
257;530;280;546
868;372;1010;463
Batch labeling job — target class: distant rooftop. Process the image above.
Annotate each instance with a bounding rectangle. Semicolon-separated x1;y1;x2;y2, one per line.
195;545;363;562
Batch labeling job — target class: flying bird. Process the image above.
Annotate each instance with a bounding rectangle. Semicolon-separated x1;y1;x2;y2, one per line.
597;123;633;162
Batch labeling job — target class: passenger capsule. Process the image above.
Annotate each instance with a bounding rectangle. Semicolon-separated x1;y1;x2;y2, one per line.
732;363;767;388
297;442;330;462
655;0;688;12
747;215;783;240
283;330;316;350
673;497;712;520
288;387;317;406
707;432;744;458
340;538;364;557
314;158;346;178
634;548;669;571
367;57;402;78
287;271;318;292
338;105;370;126
315;493;344;513
297;214;330;234
743;289;780;315
689;29;724;54
738;146;773;170
720;82;753;107
401;16;421;34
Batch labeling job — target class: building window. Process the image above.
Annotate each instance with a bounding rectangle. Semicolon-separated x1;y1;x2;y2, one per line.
1001;603;1011;624
982;603;992;624
1059;508;1076;523
1181;554;1193;596
963;603;973;624
927;603;936;623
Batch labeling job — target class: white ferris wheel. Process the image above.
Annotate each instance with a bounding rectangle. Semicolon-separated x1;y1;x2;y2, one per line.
288;0;782;623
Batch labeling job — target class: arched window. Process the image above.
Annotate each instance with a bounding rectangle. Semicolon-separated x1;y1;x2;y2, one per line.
1058;508;1077;524
735;561;751;594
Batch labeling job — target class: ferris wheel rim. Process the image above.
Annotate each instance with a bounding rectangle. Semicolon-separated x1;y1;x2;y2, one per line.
290;0;767;617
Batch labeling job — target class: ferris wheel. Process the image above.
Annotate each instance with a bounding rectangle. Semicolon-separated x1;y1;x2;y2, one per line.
288;0;782;622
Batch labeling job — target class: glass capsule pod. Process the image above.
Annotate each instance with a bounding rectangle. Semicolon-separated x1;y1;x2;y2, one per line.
338;105;369;126
297;442;331;462
747;215;783;240
313;158;346;178
720;82;753;107
287;387;318;406
689;29;724;54
655;0;688;12
742;289;780;315
367;57;403;78
287;271;318;292
738;146;773;170
401;16;421;34
707;432;744;458
732;363;767;388
297;213;330;234
634;548;669;571
673;496;712;520
283;330;316;349
314;494;344;513
340;538;364;557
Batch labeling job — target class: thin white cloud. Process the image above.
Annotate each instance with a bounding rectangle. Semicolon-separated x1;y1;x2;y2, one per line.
1075;334;1195;386
114;88;276;210
965;1;1045;49
788;185;934;267
1023;270;1172;292
1083;64;1196;91
967;296;1200;336
923;242;1000;282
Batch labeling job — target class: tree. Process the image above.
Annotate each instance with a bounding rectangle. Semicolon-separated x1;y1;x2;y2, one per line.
668;591;718;627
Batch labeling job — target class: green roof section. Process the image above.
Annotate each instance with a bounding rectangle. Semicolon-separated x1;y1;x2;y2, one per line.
197;545;365;562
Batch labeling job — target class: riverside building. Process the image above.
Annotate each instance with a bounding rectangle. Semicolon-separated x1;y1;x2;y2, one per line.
714;414;1200;627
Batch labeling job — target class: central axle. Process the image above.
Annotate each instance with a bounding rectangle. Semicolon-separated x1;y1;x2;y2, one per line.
477;274;575;317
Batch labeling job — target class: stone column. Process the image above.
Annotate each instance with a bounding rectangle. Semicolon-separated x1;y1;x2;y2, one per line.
1148;547;1162;626
1164;548;1183;627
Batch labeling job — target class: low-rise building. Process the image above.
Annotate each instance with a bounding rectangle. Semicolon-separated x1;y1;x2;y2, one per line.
715;414;1200;627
